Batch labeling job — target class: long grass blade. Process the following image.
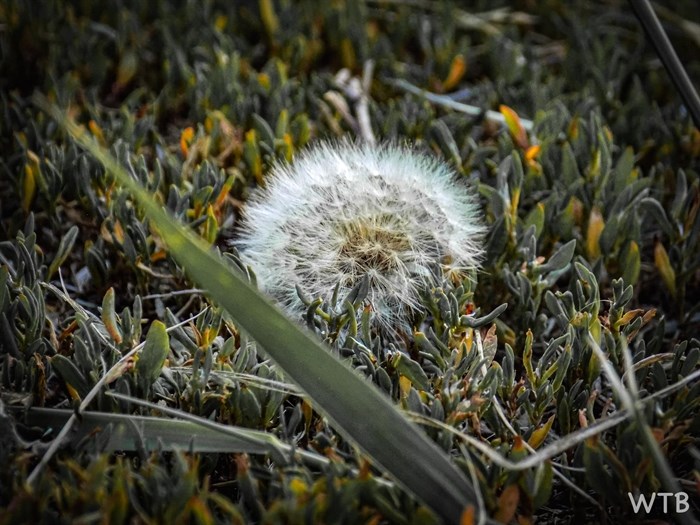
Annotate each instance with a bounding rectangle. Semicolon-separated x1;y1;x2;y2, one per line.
21;402;341;473
25;407;275;456
628;0;700;128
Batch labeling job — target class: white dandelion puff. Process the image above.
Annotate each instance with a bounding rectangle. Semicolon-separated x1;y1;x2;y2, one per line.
235;140;486;335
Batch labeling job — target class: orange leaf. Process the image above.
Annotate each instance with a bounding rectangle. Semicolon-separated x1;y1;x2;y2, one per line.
460;505;476;525
642;308;657;325
512;435;526;454
214;175;235;211
495;484;520;524
442;54;467;91
65;383;81;401
525;144;541;162
613;309;643;330
180;126;195;157
150;249;167;263
499;105;529;149
88;120;106;146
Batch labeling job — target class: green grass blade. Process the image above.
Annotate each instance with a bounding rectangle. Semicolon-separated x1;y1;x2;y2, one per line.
36;97;482;524
25;407;275;455
23;402;334;472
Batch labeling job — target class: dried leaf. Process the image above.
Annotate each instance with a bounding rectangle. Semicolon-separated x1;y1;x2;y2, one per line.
586;207;604;260
653;240;676;297
495;484;520;523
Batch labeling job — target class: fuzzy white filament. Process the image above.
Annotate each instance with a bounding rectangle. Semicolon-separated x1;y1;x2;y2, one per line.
236;141;486;335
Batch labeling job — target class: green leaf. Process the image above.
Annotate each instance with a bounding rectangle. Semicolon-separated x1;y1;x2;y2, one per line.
536;239;576;275
653;240;676;297
574;262;600;318
619;241;641;286
414;331;446;368
671;169;688;221
612;146;635;193
523;202;545;239
0;266;9;313
430;120;462;170
136;320;170;386
530;461;553;509
252;113;276;147
523;329;536;388
598;214;619;254
583;439;618;497
681;347;699;377
641;198;675;237
460;303;508;328
47;225;79;280
51;354;91;399
40;98;481;525
101;287;122;344
551;345;572;394
561;142;581;187
393;353;430;392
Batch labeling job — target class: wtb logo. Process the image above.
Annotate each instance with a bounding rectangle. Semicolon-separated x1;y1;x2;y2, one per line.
628;492;690;514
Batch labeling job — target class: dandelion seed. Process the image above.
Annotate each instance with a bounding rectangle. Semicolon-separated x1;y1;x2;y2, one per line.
236;140;486;335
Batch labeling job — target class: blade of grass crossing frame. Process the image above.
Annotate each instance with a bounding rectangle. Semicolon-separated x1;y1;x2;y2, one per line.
25;407;277;456
35;96;483;525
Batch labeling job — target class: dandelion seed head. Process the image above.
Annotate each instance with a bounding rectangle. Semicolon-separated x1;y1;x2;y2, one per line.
236;140;486;335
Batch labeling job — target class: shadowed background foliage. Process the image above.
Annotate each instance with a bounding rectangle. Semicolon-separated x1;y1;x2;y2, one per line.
1;1;700;523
